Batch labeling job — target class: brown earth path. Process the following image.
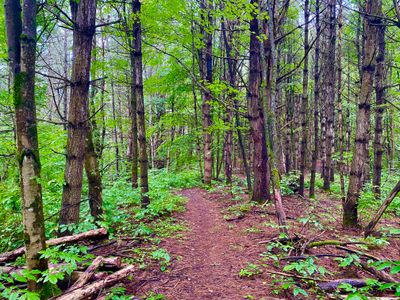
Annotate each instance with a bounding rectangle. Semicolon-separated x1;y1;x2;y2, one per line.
132;188;278;300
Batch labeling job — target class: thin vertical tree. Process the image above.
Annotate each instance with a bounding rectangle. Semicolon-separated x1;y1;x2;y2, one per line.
132;0;150;207
309;0;321;198
323;0;337;191
5;0;48;290
372;3;386;199
336;0;345;201
199;0;213;185
299;0;310;197
85;35;103;221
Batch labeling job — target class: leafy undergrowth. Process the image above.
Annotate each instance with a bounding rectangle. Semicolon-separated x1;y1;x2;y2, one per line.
0;168;201;300
208;175;400;300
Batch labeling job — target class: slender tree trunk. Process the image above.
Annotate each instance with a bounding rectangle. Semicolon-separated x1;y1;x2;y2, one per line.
111;81;120;176
248;0;269;203
190;21;204;179
309;0;321;198
222;18;252;191
372;6;386;199
299;0;310;196
336;0;345;201
85;36;103;222
344;0;380;228
63;29;69;130
60;0;97;230
264;0;287;230
199;0;213;185
323;0;337;191
84;126;103;221
5;0;48;291
132;0;149;207
129;42;139;189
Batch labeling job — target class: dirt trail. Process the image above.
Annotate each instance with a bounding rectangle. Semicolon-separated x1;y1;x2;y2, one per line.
133;188;274;299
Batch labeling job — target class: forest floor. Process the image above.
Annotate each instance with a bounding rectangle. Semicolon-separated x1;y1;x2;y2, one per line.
95;186;400;300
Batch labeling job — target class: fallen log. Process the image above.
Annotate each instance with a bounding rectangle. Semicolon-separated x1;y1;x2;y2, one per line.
0;228;108;264
364;180;400;237
0;257;121;275
53;265;135;300
68;256;104;290
318;279;367;292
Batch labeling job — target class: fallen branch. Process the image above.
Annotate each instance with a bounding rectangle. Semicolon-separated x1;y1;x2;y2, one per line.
225;214;245;222
307;240;366;249
318;279;367;292
68;256;104;290
263;269;330;282
53;265;135;300
359;261;397;283
364;180;400;237
281;254;346;261
0;228;108;264
335;245;382;261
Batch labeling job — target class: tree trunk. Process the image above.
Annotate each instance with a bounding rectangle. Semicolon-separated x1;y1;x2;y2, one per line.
299;0;310;197
129;39;139;189
132;0;150;207
84;126;103;221
323;0;337;191
248;0;269;203
199;0;213;185
344;0;380;228
309;0;321;198
60;0;97;230
85;34;103;221
111;81;120;176
5;0;48;291
222;18;252;191
372;7;386;199
337;0;345;201
264;0;287;231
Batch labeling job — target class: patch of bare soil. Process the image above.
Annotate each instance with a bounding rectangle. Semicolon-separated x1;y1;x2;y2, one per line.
129;188;278;300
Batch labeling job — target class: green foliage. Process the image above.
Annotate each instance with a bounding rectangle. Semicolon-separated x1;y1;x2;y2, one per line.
239;263;262;278
280;171;300;195
105;287;132;300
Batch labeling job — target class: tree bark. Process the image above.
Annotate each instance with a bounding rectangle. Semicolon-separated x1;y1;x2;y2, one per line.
60;0;97;230
85;34;103;221
199;0;213;185
132;0;150;207
129;35;139;189
299;0;310;197
345;0;380;228
84;126;103;221
323;0;337;191
248;0;269;203
5;0;48;291
372;6;386;199
309;0;321;198
337;0;345;201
